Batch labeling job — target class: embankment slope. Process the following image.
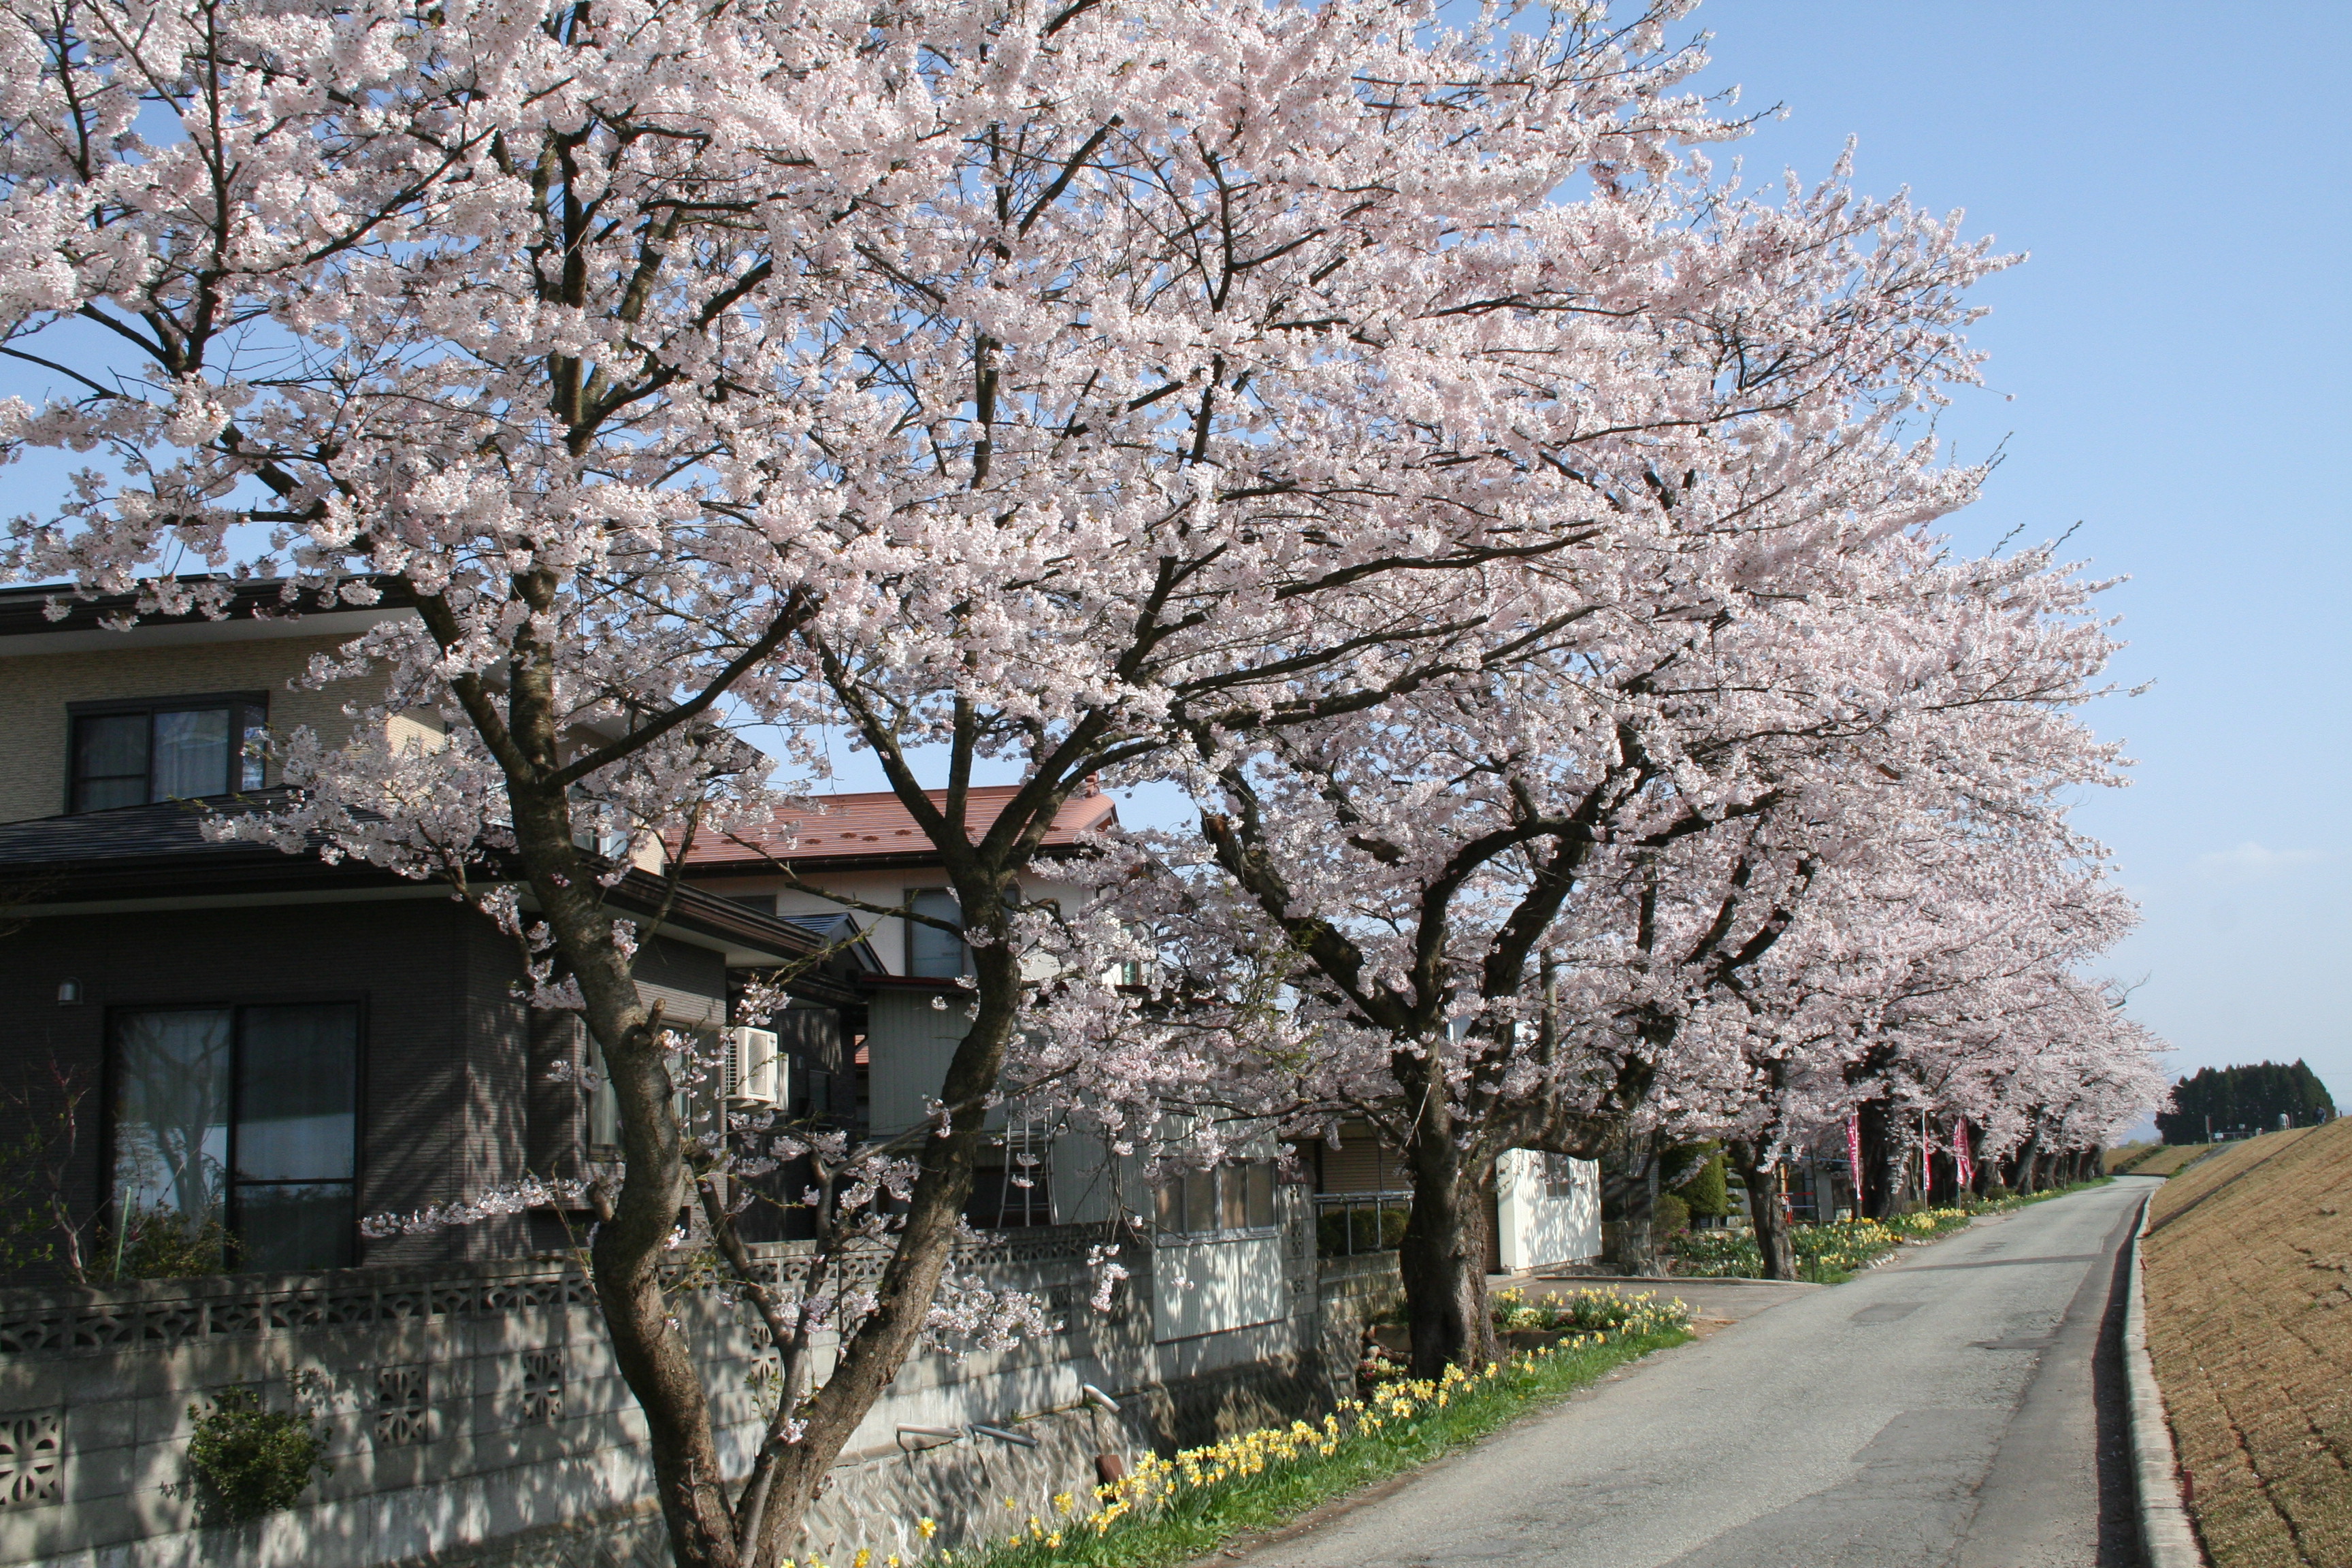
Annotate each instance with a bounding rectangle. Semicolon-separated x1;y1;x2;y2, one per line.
2144;1121;2351;1567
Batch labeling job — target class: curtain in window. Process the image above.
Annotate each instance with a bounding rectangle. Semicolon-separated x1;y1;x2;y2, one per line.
151;707;231;799
111;1009;233;1232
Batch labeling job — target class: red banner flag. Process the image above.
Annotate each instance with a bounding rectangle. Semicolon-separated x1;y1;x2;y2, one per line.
1953;1121;1975;1190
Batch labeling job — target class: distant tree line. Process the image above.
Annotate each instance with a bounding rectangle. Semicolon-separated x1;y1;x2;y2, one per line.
2158;1060;2336;1145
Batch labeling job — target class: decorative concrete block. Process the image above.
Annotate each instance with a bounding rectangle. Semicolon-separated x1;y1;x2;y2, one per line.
0;1408;63;1509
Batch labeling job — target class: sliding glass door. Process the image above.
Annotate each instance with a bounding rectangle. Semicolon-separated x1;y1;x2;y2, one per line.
110;1002;359;1273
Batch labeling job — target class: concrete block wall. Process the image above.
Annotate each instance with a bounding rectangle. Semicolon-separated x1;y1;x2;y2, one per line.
0;1206;1399;1568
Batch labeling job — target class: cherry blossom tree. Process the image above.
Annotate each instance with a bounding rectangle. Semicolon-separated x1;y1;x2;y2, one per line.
1102;382;2161;1365
0;0;1957;1558
1667;813;2154;1267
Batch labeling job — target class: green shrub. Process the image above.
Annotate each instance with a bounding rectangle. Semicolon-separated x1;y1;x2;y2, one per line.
113;1207;227;1281
1652;1192;1690;1237
186;1387;331;1523
1678;1155;1731;1218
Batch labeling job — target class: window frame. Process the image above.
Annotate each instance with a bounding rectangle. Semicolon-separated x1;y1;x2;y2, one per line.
100;993;369;1273
65;690;270;813
1544;1152;1580;1200
902;886;973;979
1152;1159;1281;1241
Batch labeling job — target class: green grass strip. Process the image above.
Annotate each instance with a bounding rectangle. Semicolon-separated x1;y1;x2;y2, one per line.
1673;1177;2116;1284
919;1327;1693;1568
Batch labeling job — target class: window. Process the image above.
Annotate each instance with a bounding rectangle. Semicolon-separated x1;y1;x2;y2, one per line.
723;892;779;916
1154;1161;1277;1236
964;1145;1054;1229
585;1032;706;1154
1544;1154;1580;1200
69;693;266;813
110;1003;359;1272
905;889;971;979
586;1038;622;1155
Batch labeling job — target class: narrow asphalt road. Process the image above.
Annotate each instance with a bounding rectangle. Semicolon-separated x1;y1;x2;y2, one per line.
1244;1177;2155;1568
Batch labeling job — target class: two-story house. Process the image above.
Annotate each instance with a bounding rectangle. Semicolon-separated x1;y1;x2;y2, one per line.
0;578;871;1283
674;787;1601;1320
674;787;1305;1338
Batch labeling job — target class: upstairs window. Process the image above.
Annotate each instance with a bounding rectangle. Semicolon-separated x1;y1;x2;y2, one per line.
905;888;972;979
69;693;266;812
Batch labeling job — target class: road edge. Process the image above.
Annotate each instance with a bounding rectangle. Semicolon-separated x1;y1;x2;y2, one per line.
2125;1185;2205;1568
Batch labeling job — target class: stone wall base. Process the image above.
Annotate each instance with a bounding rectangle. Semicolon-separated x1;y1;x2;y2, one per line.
400;1350;1352;1568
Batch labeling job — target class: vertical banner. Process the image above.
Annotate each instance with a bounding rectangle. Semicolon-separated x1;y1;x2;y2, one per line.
1953;1122;1975;1190
1846;1111;1864;1197
1920;1109;1935;1203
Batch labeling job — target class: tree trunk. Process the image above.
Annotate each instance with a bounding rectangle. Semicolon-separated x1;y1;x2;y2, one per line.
1855;1100;1899;1220
504;764;1017;1567
2011;1117;2046;1195
742;889;1022;1567
1880;1134;1912;1218
1603;1139;1665;1276
506;782;743;1568
1398;1160;1498;1378
1727;1142;1797;1280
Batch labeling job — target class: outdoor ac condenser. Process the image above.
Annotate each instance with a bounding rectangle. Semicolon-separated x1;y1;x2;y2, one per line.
723;1026;782;1107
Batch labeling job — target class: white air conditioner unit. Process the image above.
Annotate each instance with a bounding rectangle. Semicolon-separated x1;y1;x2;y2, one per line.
723;1027;781;1107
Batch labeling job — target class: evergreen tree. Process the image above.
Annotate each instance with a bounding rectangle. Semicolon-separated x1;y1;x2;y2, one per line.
2157;1061;2336;1143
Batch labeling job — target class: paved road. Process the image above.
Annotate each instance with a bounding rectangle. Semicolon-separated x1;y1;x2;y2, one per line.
1245;1177;2155;1568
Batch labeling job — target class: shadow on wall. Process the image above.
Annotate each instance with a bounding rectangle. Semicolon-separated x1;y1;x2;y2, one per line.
1495;1152;1601;1272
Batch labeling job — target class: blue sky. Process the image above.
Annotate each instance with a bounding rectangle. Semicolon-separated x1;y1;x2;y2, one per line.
1674;0;2351;1101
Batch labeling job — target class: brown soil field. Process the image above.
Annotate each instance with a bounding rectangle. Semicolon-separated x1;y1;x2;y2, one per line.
2132;1142;2220;1177
2144;1120;2352;1567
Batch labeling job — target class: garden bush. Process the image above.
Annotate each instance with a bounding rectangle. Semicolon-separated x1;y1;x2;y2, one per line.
1678;1154;1732;1220
186;1386;331;1523
1652;1192;1690;1237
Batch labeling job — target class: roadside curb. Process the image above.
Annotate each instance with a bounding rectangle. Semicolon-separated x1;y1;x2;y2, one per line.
2125;1188;2206;1567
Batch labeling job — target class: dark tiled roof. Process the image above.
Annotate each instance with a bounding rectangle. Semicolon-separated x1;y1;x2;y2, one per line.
0;793;328;868
0;796;880;998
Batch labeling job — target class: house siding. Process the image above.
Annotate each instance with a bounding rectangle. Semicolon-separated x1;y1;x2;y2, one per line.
864;986;971;1139
0;635;444;824
0;896;544;1278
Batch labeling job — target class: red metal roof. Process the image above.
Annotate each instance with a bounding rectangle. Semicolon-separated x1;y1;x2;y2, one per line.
677;785;1119;872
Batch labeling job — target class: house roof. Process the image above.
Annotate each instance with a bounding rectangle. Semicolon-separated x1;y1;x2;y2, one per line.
0;796;875;1002
676;785;1120;877
0;575;419;656
0;792;412;898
